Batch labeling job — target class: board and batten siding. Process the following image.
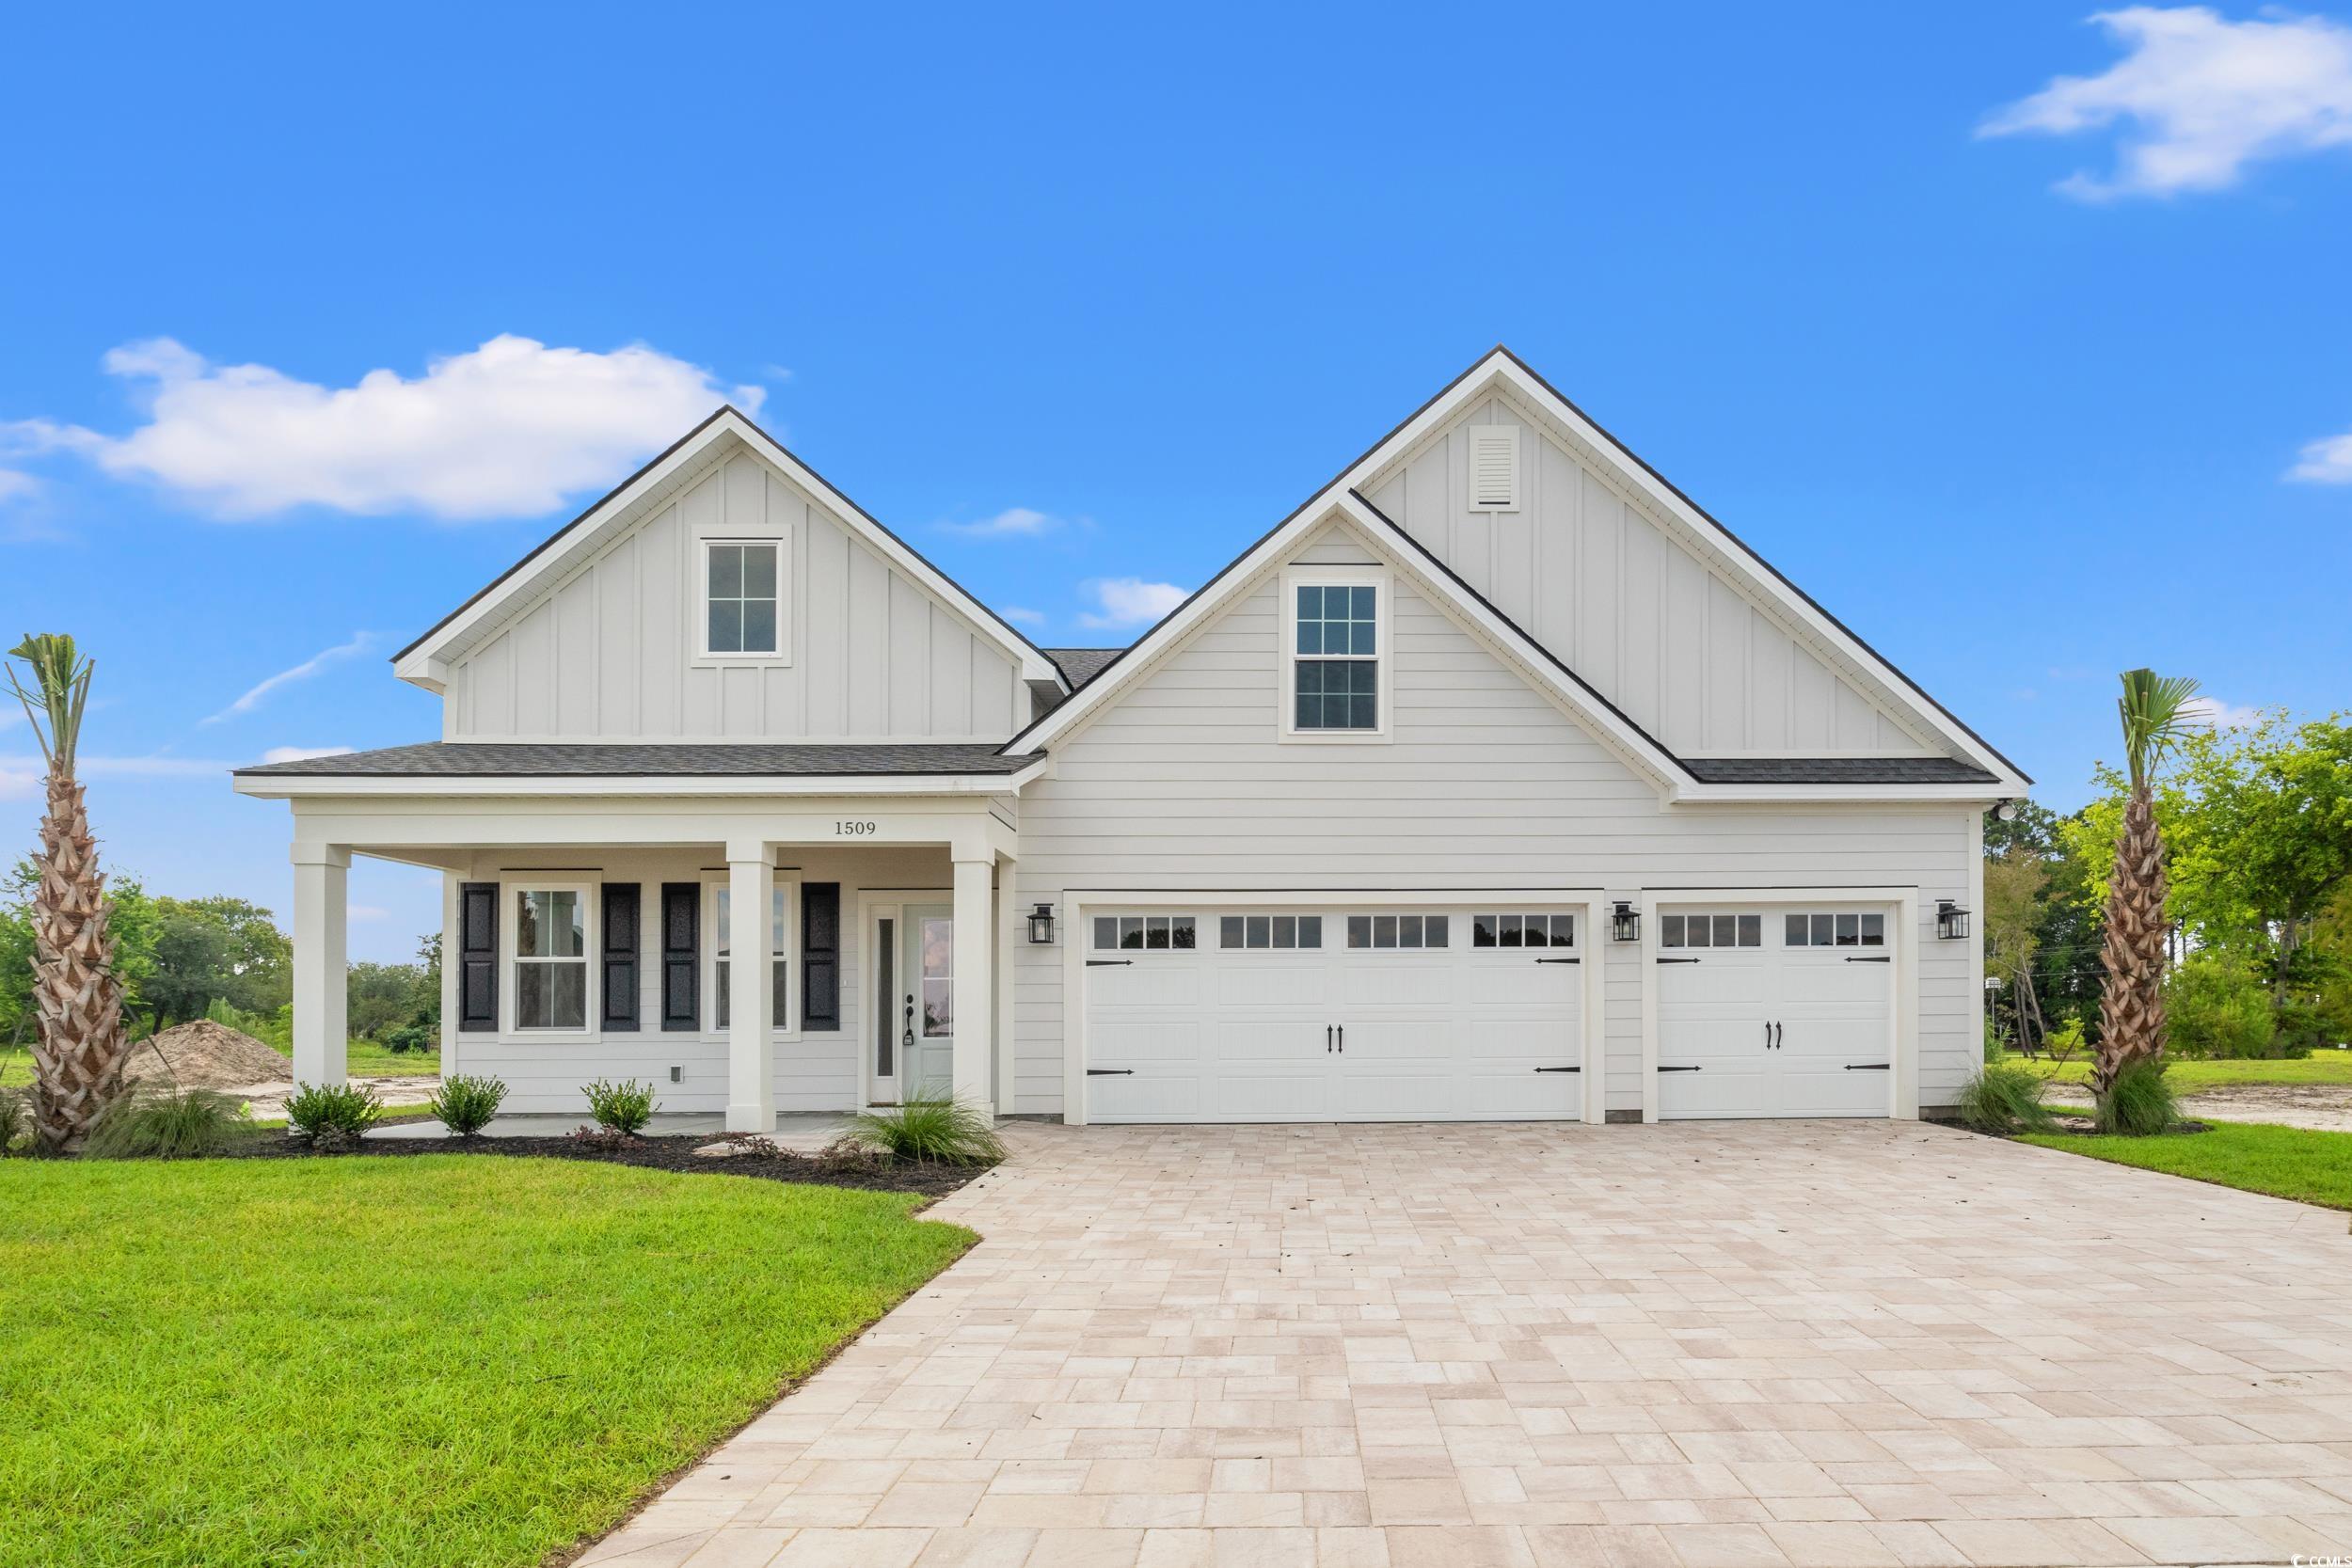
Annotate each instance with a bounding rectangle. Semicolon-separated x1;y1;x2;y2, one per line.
1009;551;1979;1117
445;450;1025;743
1362;394;1932;758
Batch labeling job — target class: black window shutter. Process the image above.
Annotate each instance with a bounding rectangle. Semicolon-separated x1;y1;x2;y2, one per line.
457;881;499;1033
660;882;700;1032
802;882;840;1031
601;883;641;1032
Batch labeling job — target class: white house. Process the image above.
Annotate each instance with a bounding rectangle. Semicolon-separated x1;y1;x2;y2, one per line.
235;347;2027;1130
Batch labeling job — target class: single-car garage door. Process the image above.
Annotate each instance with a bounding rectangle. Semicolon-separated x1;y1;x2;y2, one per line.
1084;905;1585;1123
1655;904;1895;1118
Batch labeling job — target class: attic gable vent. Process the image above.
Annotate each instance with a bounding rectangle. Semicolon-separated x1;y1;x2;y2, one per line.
1469;426;1519;511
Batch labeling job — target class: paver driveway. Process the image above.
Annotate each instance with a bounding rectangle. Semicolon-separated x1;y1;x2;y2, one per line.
586;1121;2352;1568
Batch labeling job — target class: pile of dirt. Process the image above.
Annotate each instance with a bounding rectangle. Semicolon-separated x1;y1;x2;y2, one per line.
120;1020;294;1091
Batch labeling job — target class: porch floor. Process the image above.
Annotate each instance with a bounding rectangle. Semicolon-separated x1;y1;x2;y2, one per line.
366;1112;860;1149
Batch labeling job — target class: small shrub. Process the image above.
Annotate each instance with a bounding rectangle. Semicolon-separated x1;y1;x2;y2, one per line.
722;1132;781;1159
582;1077;658;1135
1955;1064;2056;1135
2165;954;2274;1060
2095;1055;2179;1136
0;1089;27;1156
381;1018;437;1057
812;1136;885;1175
428;1073;507;1136
285;1081;385;1150
845;1094;1005;1166
86;1087;254;1160
2042;1016;2088;1069
567;1125;644;1153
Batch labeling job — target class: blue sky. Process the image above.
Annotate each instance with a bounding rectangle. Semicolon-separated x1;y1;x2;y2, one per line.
4;3;2348;959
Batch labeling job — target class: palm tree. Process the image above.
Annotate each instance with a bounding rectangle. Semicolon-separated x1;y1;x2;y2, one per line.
5;634;127;1152
2092;667;2200;1096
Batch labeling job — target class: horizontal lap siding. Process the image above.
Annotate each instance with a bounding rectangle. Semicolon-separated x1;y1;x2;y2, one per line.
438;846;952;1115
1011;566;1978;1117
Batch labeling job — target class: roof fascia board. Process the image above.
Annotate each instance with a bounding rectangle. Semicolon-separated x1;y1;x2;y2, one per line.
1345;351;2029;791
232;756;1050;800
393;407;1062;689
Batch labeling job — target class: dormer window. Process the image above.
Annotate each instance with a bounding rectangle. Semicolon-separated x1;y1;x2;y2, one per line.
705;540;780;657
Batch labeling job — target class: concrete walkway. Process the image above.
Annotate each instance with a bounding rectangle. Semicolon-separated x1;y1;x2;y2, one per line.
582;1120;2352;1568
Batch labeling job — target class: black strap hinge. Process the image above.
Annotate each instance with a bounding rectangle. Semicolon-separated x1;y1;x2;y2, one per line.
1534;1066;1580;1073
1086;958;1133;967
1657;957;1701;964
1657;1064;1703;1072
1534;957;1581;964
1845;1063;1892;1071
1846;956;1892;963
1086;1068;1136;1076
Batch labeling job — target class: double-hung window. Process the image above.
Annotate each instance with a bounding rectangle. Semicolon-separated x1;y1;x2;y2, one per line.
705;540;781;657
1283;568;1387;738
714;885;790;1031
513;888;589;1030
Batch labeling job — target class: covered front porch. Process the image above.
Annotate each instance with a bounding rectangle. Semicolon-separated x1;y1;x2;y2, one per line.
251;789;1025;1132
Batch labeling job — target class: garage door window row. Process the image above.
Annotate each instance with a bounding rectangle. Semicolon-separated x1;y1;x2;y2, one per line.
1220;913;1325;950
1092;914;1199;952
1345;912;1449;949
1474;913;1575;949
1661;912;1761;949
1785;911;1885;947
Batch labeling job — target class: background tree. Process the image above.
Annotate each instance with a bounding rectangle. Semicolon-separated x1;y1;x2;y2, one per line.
141;895;293;1031
2093;668;2201;1093
5;633;129;1151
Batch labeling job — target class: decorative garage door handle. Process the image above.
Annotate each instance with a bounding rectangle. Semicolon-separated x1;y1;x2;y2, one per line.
1534;956;1581;964
1845;1063;1892;1071
1656;957;1700;964
1533;1066;1580;1073
1657;1065;1702;1072
1086;1068;1135;1076
1086;958;1133;967
1846;956;1891;964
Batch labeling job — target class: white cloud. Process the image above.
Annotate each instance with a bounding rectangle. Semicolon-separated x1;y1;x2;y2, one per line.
348;905;392;922
202;634;374;724
0;753;237;782
1980;6;2352;198
0;467;36;502
0;758;38;800
3;334;764;520
260;745;357;765
2288;427;2352;483
942;506;1061;539
999;606;1047;626
2183;695;2264;728
1078;577;1188;630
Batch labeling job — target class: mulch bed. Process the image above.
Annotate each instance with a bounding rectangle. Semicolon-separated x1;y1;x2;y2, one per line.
227;1131;988;1198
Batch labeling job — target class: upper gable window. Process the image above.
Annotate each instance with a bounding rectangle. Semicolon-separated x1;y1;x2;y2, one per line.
1281;566;1390;742
705;541;781;657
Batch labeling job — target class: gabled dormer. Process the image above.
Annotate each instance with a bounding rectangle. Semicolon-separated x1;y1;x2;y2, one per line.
391;407;1063;745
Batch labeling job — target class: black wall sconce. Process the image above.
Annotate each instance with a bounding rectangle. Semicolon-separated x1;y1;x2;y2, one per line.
1610;900;1641;942
1936;899;1971;941
1027;902;1057;944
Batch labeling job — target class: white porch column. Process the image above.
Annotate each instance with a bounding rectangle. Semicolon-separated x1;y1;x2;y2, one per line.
725;843;775;1133
291;843;351;1088
994;860;1021;1113
951;852;995;1115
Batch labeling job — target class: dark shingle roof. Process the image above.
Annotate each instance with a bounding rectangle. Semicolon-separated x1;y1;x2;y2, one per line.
234;742;1039;778
1680;756;2001;785
1044;647;1124;689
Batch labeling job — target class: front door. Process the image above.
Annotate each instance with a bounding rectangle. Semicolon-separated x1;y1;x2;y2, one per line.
902;904;955;1100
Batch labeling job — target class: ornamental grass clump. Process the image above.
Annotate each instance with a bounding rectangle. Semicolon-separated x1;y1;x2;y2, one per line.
285;1081;385;1150
1955;1063;2057;1136
582;1077;658;1136
845;1094;1005;1166
85;1086;253;1160
2095;1054;2180;1137
428;1073;507;1136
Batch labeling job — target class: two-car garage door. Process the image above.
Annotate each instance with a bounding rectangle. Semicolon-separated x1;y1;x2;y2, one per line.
1084;905;1585;1123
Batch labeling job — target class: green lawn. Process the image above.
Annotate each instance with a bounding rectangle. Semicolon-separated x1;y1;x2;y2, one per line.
2006;1050;2352;1094
0;1156;974;1568
1;1037;438;1088
2019;1121;2352;1212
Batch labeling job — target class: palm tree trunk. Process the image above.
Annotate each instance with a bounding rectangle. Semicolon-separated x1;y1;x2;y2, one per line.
2094;782;2168;1094
27;759;126;1151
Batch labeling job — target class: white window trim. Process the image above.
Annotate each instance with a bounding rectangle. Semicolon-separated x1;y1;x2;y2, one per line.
693;530;795;668
1278;563;1392;744
707;874;802;1040
503;880;596;1036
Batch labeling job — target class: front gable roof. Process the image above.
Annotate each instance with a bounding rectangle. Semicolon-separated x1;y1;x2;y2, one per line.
391;405;1063;692
1009;348;2028;799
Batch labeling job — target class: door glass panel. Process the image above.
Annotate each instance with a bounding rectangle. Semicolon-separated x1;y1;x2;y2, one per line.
1737;914;1761;947
1347;914;1370;948
875;918;896;1077
1097;916;1120;950
1271;915;1295;948
1786;913;1808;945
1686;916;1710;948
1424;915;1448;948
1247;914;1271;948
1171;916;1196;949
1474;914;1498;947
1297;915;1323;949
1220;915;1245;949
1661;914;1685;948
1711;914;1738;947
1861;912;1884;945
1836;913;1860;946
1499;914;1523;948
1812;913;1834;945
1373;914;1397;948
1118;916;1143;950
920;917;954;1037
1146;916;1170;950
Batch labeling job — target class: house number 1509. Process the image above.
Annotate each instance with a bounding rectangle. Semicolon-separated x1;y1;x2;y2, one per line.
834;820;878;836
